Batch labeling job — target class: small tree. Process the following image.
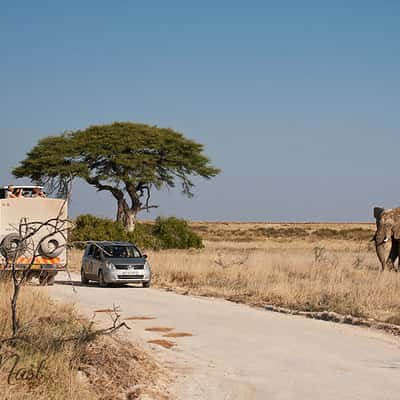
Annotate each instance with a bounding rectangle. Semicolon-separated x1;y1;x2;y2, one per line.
13;122;220;231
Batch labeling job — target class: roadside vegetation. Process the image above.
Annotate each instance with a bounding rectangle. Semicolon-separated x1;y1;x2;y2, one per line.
0;281;167;400
70;214;203;250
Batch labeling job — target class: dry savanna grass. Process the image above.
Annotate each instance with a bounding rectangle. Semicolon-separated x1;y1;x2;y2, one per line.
0;281;168;400
189;221;375;242
146;222;400;326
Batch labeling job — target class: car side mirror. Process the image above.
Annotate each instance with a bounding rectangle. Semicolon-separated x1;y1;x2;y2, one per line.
143;254;148;259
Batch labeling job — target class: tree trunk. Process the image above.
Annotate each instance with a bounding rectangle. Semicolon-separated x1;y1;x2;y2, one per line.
125;209;136;232
116;198;138;232
116;198;126;225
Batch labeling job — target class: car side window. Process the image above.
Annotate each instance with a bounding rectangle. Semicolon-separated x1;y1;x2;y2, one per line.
93;247;102;260
87;245;94;257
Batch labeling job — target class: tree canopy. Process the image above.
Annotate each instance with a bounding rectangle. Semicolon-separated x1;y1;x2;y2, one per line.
13;122;220;231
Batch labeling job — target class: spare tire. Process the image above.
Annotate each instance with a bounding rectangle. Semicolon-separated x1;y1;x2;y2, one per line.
39;234;65;258
0;234;27;259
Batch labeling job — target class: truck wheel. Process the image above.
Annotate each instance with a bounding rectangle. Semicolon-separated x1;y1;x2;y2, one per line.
142;281;151;288
46;274;56;286
98;270;108;288
81;269;89;285
39;272;57;286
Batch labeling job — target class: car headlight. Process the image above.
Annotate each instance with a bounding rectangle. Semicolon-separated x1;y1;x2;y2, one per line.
106;262;116;270
144;261;150;270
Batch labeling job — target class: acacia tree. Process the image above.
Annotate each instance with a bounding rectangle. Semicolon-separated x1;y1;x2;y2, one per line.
13;122;220;231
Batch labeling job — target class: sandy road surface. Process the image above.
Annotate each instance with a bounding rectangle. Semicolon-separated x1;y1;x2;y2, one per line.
47;272;400;400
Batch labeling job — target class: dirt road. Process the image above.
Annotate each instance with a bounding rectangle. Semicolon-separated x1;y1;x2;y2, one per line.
48;273;400;400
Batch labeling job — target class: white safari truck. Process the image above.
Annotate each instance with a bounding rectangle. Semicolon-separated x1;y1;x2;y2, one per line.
0;186;67;285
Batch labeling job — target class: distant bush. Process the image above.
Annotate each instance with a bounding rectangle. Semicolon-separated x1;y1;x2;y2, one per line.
153;217;204;249
312;228;373;241
70;214;203;250
251;227;309;238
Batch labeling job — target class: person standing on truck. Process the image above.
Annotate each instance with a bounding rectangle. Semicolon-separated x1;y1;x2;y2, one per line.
12;188;24;198
7;186;24;198
7;185;16;198
32;187;46;198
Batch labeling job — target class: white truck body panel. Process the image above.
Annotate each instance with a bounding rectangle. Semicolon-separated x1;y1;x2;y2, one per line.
0;197;67;268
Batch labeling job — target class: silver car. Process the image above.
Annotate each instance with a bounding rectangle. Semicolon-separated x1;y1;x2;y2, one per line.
81;241;151;287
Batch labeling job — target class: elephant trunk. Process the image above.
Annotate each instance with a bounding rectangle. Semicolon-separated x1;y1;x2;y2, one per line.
374;228;391;271
375;241;387;271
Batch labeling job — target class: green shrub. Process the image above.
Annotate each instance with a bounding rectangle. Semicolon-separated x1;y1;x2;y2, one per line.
70;214;203;250
128;222;161;250
153;216;203;249
70;214;129;247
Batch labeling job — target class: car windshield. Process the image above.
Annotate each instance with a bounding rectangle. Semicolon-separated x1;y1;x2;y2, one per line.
101;245;141;259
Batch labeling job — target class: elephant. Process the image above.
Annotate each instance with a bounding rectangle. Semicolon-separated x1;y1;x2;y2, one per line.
373;207;400;271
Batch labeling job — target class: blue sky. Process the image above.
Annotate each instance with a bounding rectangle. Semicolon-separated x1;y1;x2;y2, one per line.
1;1;399;221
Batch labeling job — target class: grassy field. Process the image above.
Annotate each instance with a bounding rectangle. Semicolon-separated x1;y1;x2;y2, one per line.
189;221;375;241
69;221;400;326
0;281;167;400
147;222;400;326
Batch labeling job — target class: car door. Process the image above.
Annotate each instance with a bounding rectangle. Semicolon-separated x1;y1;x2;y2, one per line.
92;247;102;279
84;245;95;279
81;245;89;275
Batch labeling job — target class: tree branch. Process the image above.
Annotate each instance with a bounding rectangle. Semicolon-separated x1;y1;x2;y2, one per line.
86;177;124;200
139;205;159;212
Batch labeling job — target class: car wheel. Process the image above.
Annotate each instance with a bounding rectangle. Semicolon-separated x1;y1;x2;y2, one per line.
98;270;108;288
142;281;151;288
81;269;89;285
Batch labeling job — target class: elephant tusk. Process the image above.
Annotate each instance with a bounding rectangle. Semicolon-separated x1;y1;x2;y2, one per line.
384;238;389;243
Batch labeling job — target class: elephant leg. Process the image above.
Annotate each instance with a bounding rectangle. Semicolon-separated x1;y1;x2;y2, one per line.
386;238;398;271
395;239;400;272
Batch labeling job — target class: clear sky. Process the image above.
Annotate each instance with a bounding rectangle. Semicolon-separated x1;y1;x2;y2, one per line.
1;1;399;222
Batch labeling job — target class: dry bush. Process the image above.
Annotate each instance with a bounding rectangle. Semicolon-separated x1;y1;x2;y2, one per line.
0;282;92;400
78;336;169;400
0;282;168;400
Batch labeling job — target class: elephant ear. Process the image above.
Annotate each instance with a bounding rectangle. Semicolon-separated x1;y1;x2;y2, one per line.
392;213;400;239
374;207;385;220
